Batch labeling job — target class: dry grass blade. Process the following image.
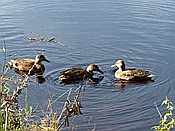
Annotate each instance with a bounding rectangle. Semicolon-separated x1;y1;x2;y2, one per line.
57;88;72;124
154;102;163;120
0;43;85;130
1;43;7;96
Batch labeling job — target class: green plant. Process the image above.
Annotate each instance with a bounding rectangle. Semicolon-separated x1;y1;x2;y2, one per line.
0;45;31;131
152;96;175;131
0;44;83;130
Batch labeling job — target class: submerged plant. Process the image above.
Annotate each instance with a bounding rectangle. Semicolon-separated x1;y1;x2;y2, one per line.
152;96;175;131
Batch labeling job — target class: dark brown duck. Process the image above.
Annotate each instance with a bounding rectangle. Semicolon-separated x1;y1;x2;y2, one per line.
59;64;104;84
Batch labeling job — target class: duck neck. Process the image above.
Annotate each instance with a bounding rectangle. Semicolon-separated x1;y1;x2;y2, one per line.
35;60;42;65
86;68;94;76
118;64;125;71
86;68;92;73
86;66;91;72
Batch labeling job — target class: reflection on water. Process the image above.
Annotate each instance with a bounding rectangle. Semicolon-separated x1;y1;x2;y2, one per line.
1;0;175;130
115;80;155;90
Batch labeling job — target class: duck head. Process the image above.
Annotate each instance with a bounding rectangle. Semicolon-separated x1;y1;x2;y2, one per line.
35;54;50;64
86;64;103;74
111;60;125;71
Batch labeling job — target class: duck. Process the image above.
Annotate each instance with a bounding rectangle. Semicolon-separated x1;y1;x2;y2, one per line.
8;54;50;76
111;60;154;82
59;64;104;84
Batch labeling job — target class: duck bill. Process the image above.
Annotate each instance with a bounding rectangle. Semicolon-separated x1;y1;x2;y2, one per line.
97;69;104;74
44;58;50;63
111;64;116;68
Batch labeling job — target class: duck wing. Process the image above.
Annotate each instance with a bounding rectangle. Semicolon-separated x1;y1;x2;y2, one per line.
126;68;151;78
9;58;35;71
59;68;89;82
9;59;42;75
117;68;151;81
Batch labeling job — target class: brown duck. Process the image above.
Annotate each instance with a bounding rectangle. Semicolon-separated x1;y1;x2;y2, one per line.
111;60;154;82
8;54;50;76
59;64;104;84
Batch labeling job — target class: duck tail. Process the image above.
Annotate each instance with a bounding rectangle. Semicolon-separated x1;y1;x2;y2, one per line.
8;60;15;68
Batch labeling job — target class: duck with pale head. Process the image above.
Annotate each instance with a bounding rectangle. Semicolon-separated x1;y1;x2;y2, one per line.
111;60;155;82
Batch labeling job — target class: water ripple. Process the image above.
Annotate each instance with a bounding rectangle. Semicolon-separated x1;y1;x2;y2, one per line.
1;0;175;130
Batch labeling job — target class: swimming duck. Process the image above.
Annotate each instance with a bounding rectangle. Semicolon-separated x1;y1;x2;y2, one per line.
111;60;154;82
8;54;50;76
59;64;104;84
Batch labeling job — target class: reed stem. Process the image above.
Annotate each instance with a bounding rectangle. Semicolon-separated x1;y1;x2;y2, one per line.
25;87;29;121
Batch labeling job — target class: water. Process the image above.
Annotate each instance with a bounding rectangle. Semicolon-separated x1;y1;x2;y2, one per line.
1;0;175;130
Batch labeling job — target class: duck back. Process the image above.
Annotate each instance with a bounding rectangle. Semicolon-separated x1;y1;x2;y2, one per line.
9;59;45;76
59;68;92;84
116;68;153;81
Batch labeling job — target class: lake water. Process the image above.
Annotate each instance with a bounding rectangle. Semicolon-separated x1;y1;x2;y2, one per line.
1;0;175;130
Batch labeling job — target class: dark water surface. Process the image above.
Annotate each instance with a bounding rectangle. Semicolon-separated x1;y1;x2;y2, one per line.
1;0;175;130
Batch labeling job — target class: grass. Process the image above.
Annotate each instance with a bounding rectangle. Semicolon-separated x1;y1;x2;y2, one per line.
0;45;84;131
152;97;175;131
